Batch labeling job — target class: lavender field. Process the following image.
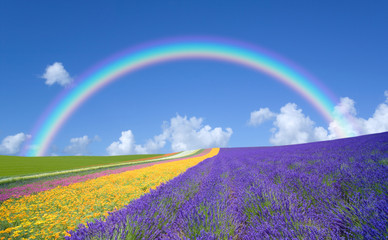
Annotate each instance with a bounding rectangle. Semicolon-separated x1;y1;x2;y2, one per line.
68;132;388;239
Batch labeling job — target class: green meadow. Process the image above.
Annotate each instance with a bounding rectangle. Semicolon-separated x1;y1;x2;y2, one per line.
0;154;162;177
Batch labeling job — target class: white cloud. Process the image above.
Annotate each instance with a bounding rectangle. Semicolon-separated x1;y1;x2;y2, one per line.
334;97;357;116
42;62;73;86
166;115;233;152
248;108;276;126
134;132;169;154
0;133;31;155
363;92;388;133
328;94;388;138
106;114;233;155
269;103;328;145
63;135;92;156
106;130;163;156
250;91;388;145
328;97;360;138
363;101;388;133
106;130;136;156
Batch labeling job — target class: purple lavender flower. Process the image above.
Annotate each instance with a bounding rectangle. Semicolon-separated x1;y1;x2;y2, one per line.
67;132;388;239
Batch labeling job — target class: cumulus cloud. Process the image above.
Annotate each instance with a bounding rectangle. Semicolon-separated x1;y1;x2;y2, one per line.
106;129;168;155
248;108;276;126
42;62;73;86
328;97;362;138
63;135;95;156
328;93;388;138
250;91;388;145
270;103;328;145
0;133;31;155
134;132;169;154
363;100;388;133
107;114;233;155
107;130;139;155
166;115;233;152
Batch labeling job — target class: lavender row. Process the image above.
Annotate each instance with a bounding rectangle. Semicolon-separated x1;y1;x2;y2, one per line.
67;132;388;239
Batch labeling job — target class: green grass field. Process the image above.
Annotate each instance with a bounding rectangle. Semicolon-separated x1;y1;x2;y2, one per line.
0;154;163;177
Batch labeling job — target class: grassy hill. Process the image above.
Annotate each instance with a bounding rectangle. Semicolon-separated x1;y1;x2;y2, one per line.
0;154;163;177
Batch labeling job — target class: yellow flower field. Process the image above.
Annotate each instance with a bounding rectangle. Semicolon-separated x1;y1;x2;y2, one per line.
0;148;219;239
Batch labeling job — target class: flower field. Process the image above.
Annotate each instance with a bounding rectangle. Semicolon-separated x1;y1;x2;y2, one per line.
0;149;208;201
66;132;387;239
0;148;218;239
1;132;387;239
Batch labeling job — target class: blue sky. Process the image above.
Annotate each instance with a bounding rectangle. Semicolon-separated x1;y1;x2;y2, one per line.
1;1;387;156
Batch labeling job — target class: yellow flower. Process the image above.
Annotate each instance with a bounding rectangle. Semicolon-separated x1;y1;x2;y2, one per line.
0;149;219;239
0;227;13;234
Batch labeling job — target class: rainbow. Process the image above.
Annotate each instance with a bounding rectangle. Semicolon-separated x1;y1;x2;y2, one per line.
24;37;351;156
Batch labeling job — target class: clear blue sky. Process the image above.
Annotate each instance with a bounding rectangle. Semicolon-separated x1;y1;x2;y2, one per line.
1;1;387;156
